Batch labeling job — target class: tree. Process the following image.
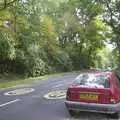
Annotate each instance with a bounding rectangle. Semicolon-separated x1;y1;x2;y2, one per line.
102;0;120;69
103;0;120;49
0;0;115;76
0;0;17;10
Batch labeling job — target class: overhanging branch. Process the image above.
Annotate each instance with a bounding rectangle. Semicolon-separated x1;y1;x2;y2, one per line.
0;0;18;10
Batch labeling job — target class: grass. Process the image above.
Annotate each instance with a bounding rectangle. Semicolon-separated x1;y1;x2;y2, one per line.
0;72;64;89
0;73;46;88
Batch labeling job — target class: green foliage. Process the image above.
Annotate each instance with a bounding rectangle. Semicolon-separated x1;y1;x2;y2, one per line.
102;0;120;69
0;0;17;10
0;31;16;60
0;0;116;77
25;58;51;77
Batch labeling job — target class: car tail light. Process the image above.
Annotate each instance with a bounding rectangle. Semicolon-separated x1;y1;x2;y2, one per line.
109;95;118;104
110;98;117;104
66;90;71;100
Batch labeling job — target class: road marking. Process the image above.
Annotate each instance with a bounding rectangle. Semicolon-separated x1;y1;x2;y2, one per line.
52;84;63;88
0;99;20;107
4;88;35;96
48;80;63;85
43;90;66;99
56;81;64;83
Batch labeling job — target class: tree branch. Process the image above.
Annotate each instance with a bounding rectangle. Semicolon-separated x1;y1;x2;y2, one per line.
0;0;18;10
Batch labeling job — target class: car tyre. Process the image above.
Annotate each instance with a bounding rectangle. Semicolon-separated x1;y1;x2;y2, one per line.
68;109;75;116
109;113;119;119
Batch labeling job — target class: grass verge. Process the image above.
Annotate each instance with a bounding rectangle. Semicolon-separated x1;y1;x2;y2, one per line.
0;72;64;89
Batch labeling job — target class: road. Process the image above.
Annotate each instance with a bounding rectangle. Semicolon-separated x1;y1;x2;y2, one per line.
0;72;118;120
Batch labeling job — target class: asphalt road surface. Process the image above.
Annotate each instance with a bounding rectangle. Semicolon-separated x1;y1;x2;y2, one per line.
0;72;119;120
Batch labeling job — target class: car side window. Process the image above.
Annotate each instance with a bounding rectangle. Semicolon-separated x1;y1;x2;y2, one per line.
115;75;120;88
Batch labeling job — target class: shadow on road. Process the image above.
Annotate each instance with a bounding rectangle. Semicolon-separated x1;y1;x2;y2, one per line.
66;111;119;120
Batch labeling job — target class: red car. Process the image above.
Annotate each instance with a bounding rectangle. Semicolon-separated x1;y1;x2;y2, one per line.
65;71;120;118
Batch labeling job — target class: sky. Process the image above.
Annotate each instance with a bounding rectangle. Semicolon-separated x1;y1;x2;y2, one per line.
104;42;115;51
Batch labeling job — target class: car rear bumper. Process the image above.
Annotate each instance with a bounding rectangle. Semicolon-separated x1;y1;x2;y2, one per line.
65;100;120;114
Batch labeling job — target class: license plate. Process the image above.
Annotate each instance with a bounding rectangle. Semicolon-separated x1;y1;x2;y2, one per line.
80;93;98;100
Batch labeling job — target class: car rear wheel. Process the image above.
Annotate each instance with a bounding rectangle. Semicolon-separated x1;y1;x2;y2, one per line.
68;109;76;116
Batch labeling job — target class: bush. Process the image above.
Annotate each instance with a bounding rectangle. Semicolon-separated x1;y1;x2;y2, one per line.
25;58;52;77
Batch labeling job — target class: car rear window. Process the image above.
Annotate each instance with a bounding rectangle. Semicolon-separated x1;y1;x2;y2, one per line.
73;74;110;88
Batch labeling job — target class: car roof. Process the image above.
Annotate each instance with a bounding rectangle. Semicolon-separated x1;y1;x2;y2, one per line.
79;71;112;78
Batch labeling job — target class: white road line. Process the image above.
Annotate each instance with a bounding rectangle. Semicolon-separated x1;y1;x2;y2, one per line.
56;81;64;83
0;99;20;107
52;84;63;88
49;81;63;85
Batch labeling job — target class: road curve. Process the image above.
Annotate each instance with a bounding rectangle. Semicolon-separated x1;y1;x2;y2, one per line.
0;72;118;120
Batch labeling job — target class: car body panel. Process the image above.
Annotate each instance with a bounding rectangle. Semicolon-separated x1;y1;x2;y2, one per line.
65;100;120;114
67;87;111;104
